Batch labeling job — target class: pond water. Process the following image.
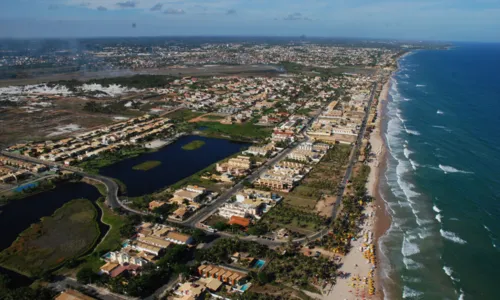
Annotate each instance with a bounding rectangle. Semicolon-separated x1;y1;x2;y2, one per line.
0;182;104;286
99;135;249;197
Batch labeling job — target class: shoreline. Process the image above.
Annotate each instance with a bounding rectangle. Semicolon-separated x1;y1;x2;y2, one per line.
321;78;392;300
373;78;392;300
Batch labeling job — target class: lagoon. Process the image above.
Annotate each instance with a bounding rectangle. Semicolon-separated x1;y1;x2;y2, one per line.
99;135;249;197
0;182;103;285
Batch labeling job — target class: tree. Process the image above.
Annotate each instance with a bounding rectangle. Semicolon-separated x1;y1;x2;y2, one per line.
76;267;98;284
257;272;271;285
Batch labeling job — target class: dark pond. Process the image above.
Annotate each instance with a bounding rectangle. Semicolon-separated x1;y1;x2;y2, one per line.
99;135;249;197
0;182;104;287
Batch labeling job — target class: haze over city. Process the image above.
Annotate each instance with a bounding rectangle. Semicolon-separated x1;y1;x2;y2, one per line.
1;0;500;41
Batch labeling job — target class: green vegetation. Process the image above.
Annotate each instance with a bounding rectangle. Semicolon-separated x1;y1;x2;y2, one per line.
0;173;82;205
0;274;56;300
166;108;204;122
77;146;148;174
259;203;327;236
77;244;192;298
132;160;162;171
314;163;372;254
94;202;126;253
284;144;351;211
181;140;205;151
196;122;272;141
0;199;100;277
196;238;336;292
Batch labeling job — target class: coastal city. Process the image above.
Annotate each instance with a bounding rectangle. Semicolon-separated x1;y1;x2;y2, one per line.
1;37;401;300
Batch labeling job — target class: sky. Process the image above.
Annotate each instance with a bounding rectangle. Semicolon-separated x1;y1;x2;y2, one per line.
0;0;499;42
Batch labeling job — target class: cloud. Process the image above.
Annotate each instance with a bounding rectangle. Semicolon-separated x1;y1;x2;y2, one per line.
79;2;91;7
97;6;108;11
150;3;163;11
283;12;313;21
48;4;58;10
116;1;137;8
164;8;186;14
226;9;237;15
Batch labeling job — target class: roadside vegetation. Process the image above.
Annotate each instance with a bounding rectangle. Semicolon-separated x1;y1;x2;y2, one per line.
131;160;162;171
94;201;126;253
0;199;100;277
181;140;205;151
259;203;327;236
76;146;149;174
196;238;336;296
0;173;82;205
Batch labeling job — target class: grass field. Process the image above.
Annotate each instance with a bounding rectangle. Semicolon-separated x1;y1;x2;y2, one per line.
181;140;205;151
196;122;272;141
165;109;204;122
0;199;100;277
284;144;351;213
94;202;125;253
132;160;162;171
259;203;326;235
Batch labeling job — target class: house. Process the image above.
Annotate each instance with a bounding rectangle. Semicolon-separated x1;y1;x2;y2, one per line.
197;264;248;286
149;200;167;211
100;262;119;275
55;289;96;300
166;231;193;245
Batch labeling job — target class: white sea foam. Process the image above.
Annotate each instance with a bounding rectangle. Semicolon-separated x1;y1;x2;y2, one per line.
439;165;473;174
443;265;460;282
483;225;491;232
418;229;433;239
403;148;412;159
402;236;421;256
433;205;442;213
435;214;442;223
409;159;419;170
403;286;423;298
437;110;444;115
406;129;421;136
416;84;426;87
440;229;467;244
402;276;421;283
403;257;423;270
458;290;465;300
403;97;412;101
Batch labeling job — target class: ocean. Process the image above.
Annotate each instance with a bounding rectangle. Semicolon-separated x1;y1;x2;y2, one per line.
378;43;500;300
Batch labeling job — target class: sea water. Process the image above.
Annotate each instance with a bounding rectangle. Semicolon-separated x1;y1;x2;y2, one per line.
379;43;500;299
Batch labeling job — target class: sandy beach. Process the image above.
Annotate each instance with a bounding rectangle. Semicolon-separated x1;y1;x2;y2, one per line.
322;80;390;300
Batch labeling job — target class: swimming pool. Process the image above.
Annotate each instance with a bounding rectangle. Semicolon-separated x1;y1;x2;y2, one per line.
253;259;266;269
14;182;38;192
239;283;251;292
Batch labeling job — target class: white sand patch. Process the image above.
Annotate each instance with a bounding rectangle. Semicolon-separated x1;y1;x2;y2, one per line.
80;83;138;97
46;124;83;137
113;116;130;120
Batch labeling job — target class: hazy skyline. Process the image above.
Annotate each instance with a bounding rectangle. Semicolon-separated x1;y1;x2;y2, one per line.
1;0;500;42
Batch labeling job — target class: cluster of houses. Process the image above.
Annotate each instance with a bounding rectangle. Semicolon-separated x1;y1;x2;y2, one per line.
307;81;372;144
148;185;218;221
5;115;174;166
0;155;47;183
253;142;328;193
217;188;282;225
100;223;193;278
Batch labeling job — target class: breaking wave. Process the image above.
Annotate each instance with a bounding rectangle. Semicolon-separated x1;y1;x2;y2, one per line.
440;230;467;244
403;286;423;298
437;110;444;115
438;165;473;174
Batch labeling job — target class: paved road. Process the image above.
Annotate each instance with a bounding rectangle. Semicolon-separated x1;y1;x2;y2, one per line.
0;151;144;215
49;276;136;300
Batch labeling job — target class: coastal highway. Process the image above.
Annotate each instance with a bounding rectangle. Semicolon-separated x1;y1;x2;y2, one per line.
295;81;379;242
